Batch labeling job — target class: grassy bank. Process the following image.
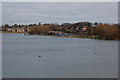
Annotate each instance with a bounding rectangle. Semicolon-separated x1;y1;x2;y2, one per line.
1;31;119;40
1;31;97;39
1;31;24;34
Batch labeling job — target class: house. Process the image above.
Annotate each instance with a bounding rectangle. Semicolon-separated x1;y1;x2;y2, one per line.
49;31;61;35
79;26;94;37
48;31;66;36
12;28;17;32
82;26;88;32
16;27;29;33
7;28;13;32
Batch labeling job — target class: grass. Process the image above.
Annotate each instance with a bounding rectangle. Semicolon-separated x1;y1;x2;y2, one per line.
1;31;24;34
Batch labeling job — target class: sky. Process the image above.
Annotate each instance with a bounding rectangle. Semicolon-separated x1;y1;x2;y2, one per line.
0;2;1;26
2;2;118;25
1;0;120;2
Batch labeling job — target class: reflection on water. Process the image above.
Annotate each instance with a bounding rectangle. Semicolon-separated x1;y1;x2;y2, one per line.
2;33;118;78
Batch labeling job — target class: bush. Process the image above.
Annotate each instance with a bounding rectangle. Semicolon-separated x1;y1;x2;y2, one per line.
93;24;119;40
28;25;58;35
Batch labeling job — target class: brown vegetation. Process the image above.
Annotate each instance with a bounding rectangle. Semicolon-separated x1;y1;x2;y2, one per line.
1;22;120;40
93;24;119;40
28;25;59;34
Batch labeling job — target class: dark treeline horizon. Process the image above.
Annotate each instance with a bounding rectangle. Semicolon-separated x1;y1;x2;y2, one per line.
1;21;118;27
1;21;120;40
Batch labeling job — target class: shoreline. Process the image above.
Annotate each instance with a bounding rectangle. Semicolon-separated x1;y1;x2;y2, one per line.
1;31;119;40
1;31;96;39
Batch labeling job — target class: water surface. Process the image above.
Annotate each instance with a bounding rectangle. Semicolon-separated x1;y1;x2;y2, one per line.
2;33;118;78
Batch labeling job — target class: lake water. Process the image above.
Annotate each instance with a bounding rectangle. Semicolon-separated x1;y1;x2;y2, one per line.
2;33;118;78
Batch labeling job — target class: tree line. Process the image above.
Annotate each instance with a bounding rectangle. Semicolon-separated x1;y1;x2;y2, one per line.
94;24;120;40
1;22;120;40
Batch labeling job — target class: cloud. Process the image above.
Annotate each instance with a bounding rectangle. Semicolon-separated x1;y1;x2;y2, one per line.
0;2;1;26
2;0;120;2
2;2;118;25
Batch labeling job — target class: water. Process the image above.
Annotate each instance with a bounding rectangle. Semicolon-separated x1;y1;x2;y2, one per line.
2;33;118;78
0;33;2;79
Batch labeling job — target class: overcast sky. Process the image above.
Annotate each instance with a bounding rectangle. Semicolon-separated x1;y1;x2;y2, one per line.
2;2;118;25
1;0;120;2
0;2;1;26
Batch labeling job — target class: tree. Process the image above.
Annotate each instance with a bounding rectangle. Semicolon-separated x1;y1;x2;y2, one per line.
13;24;18;27
94;22;98;26
93;24;119;40
39;22;41;26
4;24;9;27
